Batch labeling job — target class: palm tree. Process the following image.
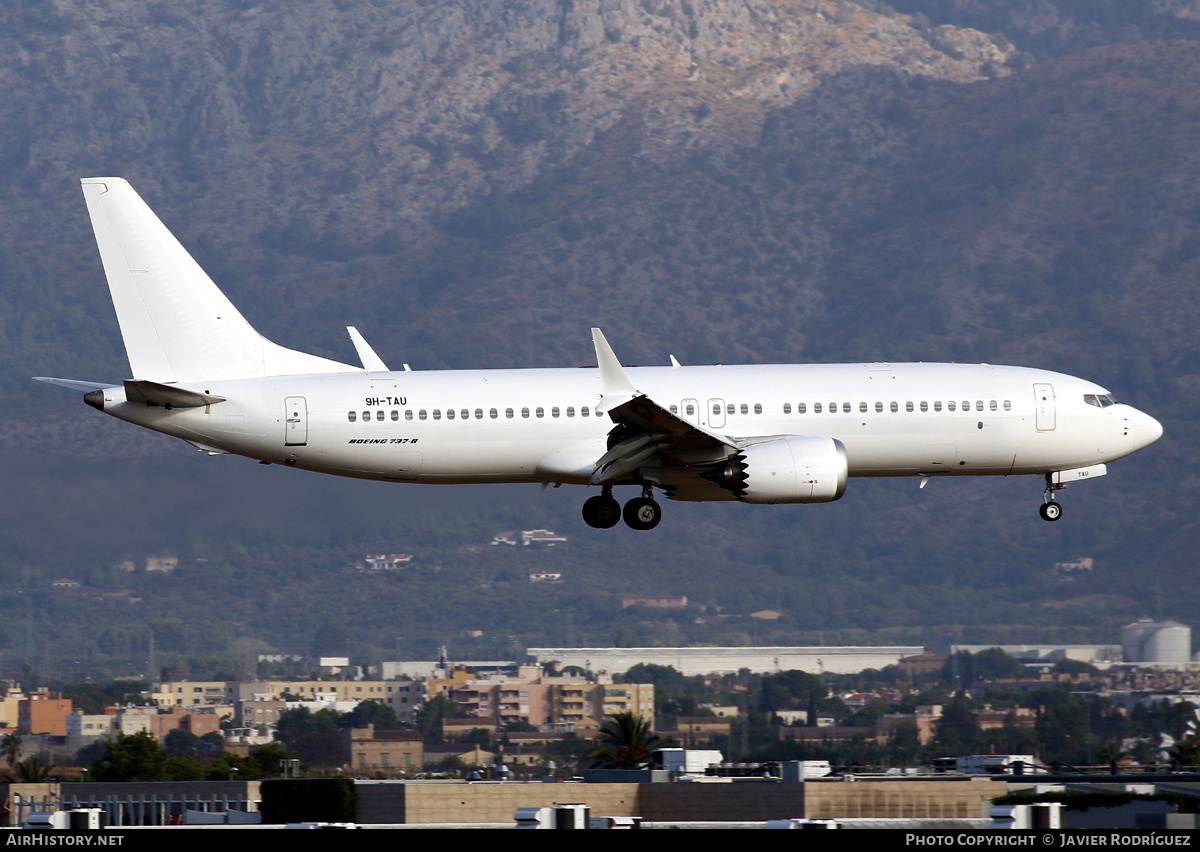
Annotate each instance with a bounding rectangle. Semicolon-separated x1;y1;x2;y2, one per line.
584;712;672;770
2;732;21;767
15;753;54;782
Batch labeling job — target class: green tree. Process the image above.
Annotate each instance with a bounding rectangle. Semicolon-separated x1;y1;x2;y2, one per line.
164;728;201;757
414;696;466;745
343;700;399;731
14;752;54;782
583;712;672;769
89;731;202;782
759;670;826;720
2;732;22;767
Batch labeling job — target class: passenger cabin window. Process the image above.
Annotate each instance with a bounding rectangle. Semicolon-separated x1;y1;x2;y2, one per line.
754;403;762;414
535;407;544;418
712;403;721;415
920;401;928;412
669;405;678;414
875;402;883;413
686;403;696;415
727;403;735;415
933;401;942;412
361;410;370;421
859;402;868;413
948;401;956;412
1004;400;1012;410
391;410;399;421
890;402;898;412
581;406;590;417
797;403;806;414
348;411;357;422
829;401;837;412
506;408;514;419
521;408;530;418
406;410;413;420
906;401;914;412
975;400;984;411
814;403;822;413
989;400;998;411
567;407;575;417
740;404;748;415
551;407;560;418
432;409;441;420
489;408;498;419
446;409;455;420
783;403;791;414
461;409;469;419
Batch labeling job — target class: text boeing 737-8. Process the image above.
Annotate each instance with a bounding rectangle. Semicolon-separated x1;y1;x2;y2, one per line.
36;178;1162;530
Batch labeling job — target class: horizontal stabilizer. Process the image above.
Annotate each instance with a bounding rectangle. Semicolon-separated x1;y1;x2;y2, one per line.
32;377;117;393
124;380;225;409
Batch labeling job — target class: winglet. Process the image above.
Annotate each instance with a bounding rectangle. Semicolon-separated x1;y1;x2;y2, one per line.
347;327;389;371
592;328;639;413
591;328;637;394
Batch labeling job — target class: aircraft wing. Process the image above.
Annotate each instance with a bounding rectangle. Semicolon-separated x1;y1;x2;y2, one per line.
590;329;736;485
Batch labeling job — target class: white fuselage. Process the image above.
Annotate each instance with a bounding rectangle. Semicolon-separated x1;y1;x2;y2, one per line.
87;361;1163;494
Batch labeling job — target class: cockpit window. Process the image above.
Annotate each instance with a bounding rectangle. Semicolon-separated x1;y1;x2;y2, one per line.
1085;393;1118;408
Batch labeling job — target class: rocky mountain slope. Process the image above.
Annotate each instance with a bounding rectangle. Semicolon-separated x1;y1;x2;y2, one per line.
1;0;1197;667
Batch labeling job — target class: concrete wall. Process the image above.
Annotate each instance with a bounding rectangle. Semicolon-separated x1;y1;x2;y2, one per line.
353;778;1004;824
528;646;924;676
803;779;999;820
355;780;640;824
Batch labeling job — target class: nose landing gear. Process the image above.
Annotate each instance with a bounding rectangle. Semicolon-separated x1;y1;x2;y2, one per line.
1040;473;1065;522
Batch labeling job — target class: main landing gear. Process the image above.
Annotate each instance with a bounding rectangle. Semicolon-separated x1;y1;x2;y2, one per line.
582;486;662;531
1040;473;1065;522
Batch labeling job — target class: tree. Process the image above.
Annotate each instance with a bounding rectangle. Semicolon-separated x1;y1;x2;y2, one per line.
584;712;672;770
415;696;466;745
759;670;826;719
164;728;201;757
89;731;202;782
343;700;399;731
2;732;22;767
14;753;54;782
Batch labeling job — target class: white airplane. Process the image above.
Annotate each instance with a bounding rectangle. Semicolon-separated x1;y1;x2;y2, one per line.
36;178;1163;530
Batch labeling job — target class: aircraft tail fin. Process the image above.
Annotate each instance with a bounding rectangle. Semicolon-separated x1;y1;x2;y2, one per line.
80;178;357;383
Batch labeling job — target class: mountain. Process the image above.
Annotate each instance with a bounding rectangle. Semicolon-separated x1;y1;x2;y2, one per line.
0;0;1195;674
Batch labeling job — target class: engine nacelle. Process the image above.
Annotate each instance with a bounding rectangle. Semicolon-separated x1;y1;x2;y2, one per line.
704;436;848;504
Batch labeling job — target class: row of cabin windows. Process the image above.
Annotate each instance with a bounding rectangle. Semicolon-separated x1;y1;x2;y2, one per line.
347;398;1014;423
668;400;1013;416
347;406;597;423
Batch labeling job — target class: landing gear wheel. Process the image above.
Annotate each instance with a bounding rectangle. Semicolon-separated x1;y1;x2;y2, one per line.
623;497;662;531
582;495;621;529
1039;501;1062;522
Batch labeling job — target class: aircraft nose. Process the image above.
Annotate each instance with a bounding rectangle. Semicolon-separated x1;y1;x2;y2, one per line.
1131;410;1163;449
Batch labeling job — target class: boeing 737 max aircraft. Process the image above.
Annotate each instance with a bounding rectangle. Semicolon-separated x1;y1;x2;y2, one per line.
36;178;1163;530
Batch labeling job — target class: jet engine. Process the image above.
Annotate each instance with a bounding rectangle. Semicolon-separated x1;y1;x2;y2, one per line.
702;436;848;504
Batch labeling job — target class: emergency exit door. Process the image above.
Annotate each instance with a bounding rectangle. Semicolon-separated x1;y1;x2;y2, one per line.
285;396;308;446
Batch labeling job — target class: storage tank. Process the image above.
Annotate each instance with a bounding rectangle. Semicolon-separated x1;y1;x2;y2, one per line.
1122;619;1192;664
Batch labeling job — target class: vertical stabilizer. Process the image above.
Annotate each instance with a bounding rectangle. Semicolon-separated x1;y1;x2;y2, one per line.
81;178;356;382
